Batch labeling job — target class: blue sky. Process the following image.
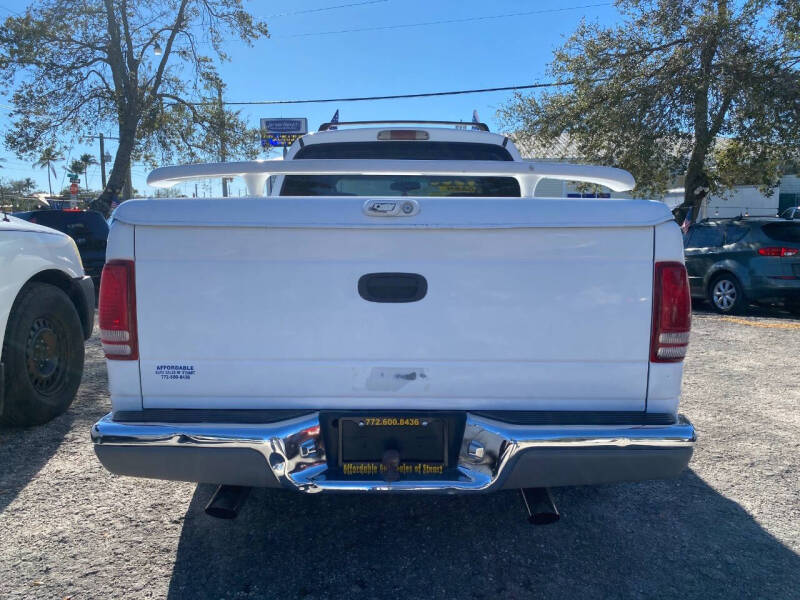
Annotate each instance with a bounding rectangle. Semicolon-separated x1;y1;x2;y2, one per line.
0;0;621;197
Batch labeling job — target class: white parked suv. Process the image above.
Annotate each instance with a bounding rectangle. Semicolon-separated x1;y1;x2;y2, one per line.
91;121;695;519
1;213;94;425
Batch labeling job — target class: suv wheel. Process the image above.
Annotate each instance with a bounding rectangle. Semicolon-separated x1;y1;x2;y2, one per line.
1;282;85;426
708;274;746;314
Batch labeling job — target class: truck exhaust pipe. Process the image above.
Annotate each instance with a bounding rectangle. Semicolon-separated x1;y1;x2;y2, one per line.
204;485;251;519
520;487;560;525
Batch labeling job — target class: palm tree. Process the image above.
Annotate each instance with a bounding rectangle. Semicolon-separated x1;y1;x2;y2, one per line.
9;177;35;195
34;147;62;196
68;159;85;176
68;159;85;195
79;153;98;190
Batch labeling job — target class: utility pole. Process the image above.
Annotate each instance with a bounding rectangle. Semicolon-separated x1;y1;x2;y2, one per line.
89;133;128;200
91;133;118;194
99;133;107;188
216;83;229;197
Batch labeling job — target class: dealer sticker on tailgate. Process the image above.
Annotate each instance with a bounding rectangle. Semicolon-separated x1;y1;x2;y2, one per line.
155;364;195;381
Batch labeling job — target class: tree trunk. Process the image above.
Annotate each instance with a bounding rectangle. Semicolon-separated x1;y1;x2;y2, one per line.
93;114;137;215
674;6;722;226
124;163;133;200
678;147;711;223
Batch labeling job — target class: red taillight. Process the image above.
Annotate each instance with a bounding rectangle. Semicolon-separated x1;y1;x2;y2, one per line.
99;259;138;360
377;130;429;141
651;262;691;363
758;247;799;257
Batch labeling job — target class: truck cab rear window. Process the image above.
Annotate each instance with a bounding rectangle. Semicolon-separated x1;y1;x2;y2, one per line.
280;175;521;197
293;141;513;161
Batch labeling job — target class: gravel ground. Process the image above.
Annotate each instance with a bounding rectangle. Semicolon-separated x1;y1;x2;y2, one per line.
1;304;799;600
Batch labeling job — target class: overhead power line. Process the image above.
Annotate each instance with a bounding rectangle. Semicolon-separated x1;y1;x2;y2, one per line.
0;5;22;17
265;0;389;19
281;2;611;38
191;81;573;106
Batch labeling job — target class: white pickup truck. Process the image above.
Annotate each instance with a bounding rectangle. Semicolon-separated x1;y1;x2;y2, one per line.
1;214;94;425
91;121;695;515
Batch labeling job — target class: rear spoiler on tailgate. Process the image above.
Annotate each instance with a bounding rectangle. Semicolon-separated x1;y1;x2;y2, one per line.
113;196;674;230
146;159;636;197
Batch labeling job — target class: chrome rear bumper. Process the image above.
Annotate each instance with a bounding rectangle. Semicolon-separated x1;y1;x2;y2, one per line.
91;412;696;493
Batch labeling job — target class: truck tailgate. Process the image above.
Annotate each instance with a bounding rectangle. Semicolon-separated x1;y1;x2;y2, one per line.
124;196;664;411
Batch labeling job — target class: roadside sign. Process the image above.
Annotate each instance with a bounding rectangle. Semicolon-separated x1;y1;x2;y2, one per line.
69;183;78;194
260;118;308;148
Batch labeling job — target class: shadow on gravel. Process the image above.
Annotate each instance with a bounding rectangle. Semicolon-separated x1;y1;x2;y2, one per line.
0;331;106;516
0;412;74;514
167;471;800;600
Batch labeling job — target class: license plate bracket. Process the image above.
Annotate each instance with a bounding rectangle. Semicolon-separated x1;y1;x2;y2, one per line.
337;416;448;476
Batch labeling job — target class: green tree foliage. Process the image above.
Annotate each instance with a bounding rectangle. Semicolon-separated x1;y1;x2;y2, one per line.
69;159;86;177
80;153;99;173
776;0;800;52
0;177;38;211
33;147;62;196
499;0;800;217
7;177;36;195
67;153;99;190
0;0;268;213
139;70;261;197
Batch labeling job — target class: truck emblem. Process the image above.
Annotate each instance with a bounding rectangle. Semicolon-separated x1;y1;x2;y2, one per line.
364;199;419;217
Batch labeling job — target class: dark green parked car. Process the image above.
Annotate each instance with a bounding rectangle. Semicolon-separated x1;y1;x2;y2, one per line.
683;218;800;314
